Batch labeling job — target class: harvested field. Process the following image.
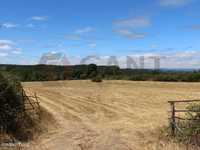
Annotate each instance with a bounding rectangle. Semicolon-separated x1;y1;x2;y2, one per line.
22;80;200;150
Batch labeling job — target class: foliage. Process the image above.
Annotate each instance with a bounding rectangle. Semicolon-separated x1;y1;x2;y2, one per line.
174;103;200;145
184;104;200;136
0;64;200;82
0;72;24;132
92;76;103;82
0;72;39;141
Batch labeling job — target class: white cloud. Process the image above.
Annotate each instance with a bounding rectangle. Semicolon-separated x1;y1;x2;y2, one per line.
32;50;200;69
174;51;199;58
12;48;22;54
0;40;14;44
0;40;22;56
30;16;48;21
113;16;150;40
0;40;14;51
0;44;12;50
113;17;151;29
0;52;8;57
151;44;159;49
75;27;95;34
39;52;70;65
88;42;97;48
65;27;95;41
76;50;200;69
147;50;200;68
26;23;35;28
159;0;193;7
0;23;18;28
1;22;36;29
114;29;147;40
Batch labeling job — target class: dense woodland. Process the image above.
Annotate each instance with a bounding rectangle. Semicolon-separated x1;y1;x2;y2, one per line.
0;64;200;82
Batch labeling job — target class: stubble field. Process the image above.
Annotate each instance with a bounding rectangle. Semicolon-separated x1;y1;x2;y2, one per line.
22;80;200;150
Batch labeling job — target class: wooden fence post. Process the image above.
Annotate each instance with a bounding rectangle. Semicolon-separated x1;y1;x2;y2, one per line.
0;126;2;143
34;92;41;120
170;102;176;136
21;88;26;112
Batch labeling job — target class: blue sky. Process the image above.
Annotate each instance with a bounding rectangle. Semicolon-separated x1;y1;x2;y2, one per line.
1;0;200;68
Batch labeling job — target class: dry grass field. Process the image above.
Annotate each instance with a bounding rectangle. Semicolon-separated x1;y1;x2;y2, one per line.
22;80;200;150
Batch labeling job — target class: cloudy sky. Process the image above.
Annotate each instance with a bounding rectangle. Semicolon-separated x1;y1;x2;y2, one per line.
0;0;200;68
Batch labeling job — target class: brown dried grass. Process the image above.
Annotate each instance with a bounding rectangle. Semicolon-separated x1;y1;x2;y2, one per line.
21;80;200;150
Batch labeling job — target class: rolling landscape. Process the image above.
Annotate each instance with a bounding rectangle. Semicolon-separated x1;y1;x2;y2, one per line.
2;0;200;149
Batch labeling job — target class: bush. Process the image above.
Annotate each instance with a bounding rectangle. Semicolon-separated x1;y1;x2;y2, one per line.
0;73;39;141
0;73;24;132
92;76;102;82
184;104;200;136
173;103;200;145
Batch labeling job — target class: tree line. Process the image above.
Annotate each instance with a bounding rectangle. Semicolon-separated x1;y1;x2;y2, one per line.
0;64;200;82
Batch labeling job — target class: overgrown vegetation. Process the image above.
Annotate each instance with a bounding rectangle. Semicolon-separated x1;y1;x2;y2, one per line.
0;64;200;82
92;76;103;82
170;103;200;146
0;73;40;142
0;73;24;135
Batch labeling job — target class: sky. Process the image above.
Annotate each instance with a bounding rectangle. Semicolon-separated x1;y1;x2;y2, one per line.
1;0;200;68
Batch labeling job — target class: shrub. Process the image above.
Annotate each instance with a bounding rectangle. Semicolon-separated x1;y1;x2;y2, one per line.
0;73;39;141
174;103;200;145
92;76;102;82
0;73;24;133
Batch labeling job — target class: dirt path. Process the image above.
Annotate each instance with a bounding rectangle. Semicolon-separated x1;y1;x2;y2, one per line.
23;80;200;150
